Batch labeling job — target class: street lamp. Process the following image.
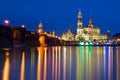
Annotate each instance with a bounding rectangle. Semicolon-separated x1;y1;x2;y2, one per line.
21;25;25;28
4;19;9;25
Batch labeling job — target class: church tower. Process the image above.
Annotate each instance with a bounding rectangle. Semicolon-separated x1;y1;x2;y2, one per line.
38;21;43;34
77;10;83;35
77;10;83;29
88;17;94;28
76;10;84;41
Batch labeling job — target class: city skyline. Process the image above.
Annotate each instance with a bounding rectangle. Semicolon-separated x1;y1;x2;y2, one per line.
0;0;120;36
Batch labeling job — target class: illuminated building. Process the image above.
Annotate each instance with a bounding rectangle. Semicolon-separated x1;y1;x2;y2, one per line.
76;10;108;41
112;33;120;44
38;21;43;34
62;10;108;42
62;28;75;41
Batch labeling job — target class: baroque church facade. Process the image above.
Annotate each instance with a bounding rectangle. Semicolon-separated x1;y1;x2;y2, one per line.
62;10;108;42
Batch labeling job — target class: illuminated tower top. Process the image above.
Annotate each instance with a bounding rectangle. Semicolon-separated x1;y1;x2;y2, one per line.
39;21;42;28
88;17;94;28
38;21;43;34
77;10;83;29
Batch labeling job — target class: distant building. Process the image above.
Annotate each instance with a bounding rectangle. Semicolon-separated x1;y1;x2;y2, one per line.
62;10;108;42
112;33;120;44
38;21;43;34
76;10;107;41
37;21;55;37
62;29;74;41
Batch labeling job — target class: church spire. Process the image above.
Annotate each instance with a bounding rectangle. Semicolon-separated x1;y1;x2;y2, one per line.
38;21;43;34
88;17;94;28
77;9;83;29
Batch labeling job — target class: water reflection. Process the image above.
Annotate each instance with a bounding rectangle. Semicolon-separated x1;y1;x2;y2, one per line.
31;48;35;80
2;52;10;80
37;47;44;80
20;52;25;80
76;46;80;80
70;47;72;80
63;46;66;80
58;47;61;80
52;47;55;80
55;47;57;80
0;46;120;80
43;47;47;80
117;46;120;80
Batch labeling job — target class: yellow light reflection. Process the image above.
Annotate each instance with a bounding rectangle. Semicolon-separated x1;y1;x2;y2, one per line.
2;52;10;80
97;47;100;80
43;47;47;80
31;48;35;80
58;46;61;80
103;46;106;80
31;48;35;69
63;46;66;80
70;47;72;80
55;47;57;80
37;47;44;80
108;47;111;80
76;46;80;80
52;47;55;80
20;52;25;80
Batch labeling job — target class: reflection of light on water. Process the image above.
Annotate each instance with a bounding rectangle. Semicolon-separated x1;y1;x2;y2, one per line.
88;46;92;80
52;47;55;80
2;48;11;51
85;46;88;80
104;46;106;80
31;48;35;68
31;48;35;80
20;52;25;80
76;46;93;80
58;46;61;80
79;46;84;80
108;47;110;80
70;47;72;80
2;52;10;80
55;47;57;80
116;47;120;80
37;47;44;80
97;46;100;80
37;48;41;80
63;46;66;80
111;47;113;79
76;46;80;80
44;47;47;80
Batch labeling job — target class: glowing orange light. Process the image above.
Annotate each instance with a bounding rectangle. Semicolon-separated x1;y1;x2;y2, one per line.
63;47;66;80
56;36;58;38
6;52;9;56
39;36;45;45
44;32;47;34
52;47;55;80
47;34;50;37
58;47;61;80
44;47;47;80
37;47;44;80
2;52;10;80
20;52;25;80
38;30;40;33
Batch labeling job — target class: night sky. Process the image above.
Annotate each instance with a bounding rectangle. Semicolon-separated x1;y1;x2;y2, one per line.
0;0;120;36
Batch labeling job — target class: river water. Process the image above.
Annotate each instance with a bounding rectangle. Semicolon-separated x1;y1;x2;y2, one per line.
0;46;120;80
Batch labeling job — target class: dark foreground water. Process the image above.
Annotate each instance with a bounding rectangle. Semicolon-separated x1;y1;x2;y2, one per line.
0;46;120;80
